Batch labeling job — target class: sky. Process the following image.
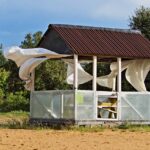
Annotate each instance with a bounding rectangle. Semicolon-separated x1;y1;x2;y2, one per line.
0;0;150;47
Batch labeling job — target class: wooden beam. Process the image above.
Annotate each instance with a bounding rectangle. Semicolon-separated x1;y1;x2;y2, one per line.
93;56;97;91
74;54;78;90
31;70;35;91
93;56;97;119
117;58;121;92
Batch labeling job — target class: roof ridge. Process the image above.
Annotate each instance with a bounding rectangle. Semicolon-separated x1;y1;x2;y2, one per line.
49;24;141;34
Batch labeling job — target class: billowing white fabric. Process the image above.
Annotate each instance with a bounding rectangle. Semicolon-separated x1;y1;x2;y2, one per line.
19;58;48;90
65;59;150;92
19;57;47;80
3;46;69;90
3;46;150;91
97;59;150;91
3;46;67;67
125;59;150;91
64;60;93;85
97;60;132;89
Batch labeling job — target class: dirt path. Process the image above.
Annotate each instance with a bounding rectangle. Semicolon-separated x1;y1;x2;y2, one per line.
0;129;150;150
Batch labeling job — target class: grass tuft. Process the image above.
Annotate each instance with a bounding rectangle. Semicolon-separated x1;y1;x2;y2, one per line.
1;112;150;132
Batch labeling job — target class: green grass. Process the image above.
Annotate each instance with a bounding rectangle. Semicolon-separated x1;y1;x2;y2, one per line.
0;111;150;132
117;123;150;132
0;111;29;117
65;125;105;132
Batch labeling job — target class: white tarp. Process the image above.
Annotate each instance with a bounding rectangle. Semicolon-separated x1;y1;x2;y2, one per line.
3;46;69;90
97;60;132;89
4;46;66;67
125;59;150;91
97;59;150;91
19;58;48;91
3;46;150;92
64;59;93;85
65;59;150;92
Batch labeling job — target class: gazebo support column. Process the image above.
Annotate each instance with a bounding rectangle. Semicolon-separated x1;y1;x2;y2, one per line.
74;54;78;90
31;70;35;91
93;56;97;119
74;54;78;120
117;57;122;92
30;70;35;118
117;57;122;120
93;56;97;92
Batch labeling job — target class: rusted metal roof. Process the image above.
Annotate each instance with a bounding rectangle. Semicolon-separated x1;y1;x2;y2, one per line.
41;24;150;58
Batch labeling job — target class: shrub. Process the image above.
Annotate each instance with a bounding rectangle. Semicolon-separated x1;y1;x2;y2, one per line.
0;91;29;112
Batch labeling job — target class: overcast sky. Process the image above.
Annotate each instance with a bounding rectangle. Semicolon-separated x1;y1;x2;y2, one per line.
0;0;150;47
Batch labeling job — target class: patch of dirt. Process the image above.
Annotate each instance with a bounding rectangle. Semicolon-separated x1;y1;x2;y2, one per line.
0;129;150;150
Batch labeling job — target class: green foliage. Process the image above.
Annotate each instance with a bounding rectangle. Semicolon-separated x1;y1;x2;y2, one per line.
0;49;7;67
0;68;10;105
20;31;43;48
0;68;9;103
0;91;29;112
35;59;71;90
0;68;9;90
129;6;150;40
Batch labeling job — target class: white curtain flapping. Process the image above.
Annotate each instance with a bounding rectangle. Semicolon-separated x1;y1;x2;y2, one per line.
3;46;150;92
97;60;132;89
4;46;56;67
64;59;93;85
125;60;150;91
64;59;150;92
3;46;69;90
19;58;48;91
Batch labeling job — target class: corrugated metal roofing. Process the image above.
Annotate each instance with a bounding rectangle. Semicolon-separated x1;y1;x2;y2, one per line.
47;24;150;58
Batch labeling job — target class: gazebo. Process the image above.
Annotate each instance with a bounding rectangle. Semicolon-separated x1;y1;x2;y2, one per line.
5;24;150;125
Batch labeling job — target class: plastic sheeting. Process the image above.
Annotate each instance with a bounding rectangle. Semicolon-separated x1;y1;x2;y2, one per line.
3;46;150;91
97;59;150;91
120;93;150;120
3;46;69;90
97;60;132;89
64;59;93;85
125;60;150;91
19;58;48;91
3;46;60;67
65;59;150;92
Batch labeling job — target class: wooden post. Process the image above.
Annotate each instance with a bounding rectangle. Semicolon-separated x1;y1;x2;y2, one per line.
93;56;97;119
31;70;35;91
30;70;35;118
93;56;97;92
61;94;64;118
74;54;78;90
117;57;121;120
117;58;121;92
74;54;78;120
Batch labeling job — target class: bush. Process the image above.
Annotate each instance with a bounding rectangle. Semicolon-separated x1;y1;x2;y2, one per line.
0;91;29;112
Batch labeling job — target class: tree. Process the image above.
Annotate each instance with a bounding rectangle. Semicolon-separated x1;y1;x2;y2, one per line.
0;46;7;68
21;31;43;48
35;60;70;90
129;6;150;40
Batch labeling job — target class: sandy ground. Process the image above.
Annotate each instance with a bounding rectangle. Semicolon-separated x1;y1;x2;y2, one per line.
0;129;150;150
